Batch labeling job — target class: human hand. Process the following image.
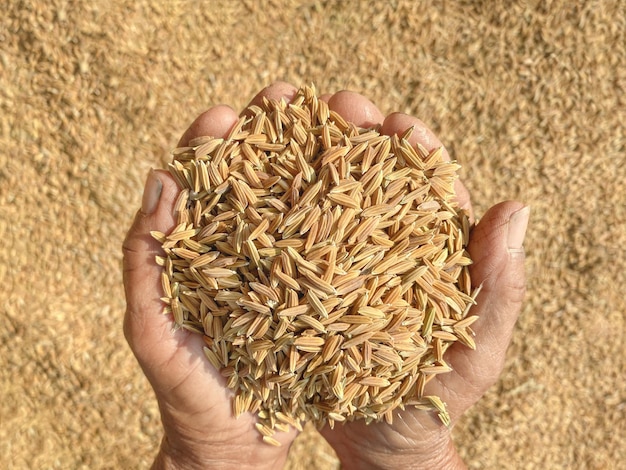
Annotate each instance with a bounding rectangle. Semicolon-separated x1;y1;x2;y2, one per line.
123;81;529;470
122;84;303;470
310;93;529;469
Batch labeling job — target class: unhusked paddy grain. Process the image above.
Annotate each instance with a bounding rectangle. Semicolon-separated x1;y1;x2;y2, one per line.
155;84;477;444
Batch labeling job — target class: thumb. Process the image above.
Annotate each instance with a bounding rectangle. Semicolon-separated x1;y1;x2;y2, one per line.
122;169;180;360
429;201;530;415
467;201;530;357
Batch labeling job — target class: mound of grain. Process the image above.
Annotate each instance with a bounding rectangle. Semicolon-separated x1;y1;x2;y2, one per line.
152;85;478;445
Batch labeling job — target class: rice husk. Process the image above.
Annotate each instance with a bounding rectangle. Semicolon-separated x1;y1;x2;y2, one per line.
154;84;478;443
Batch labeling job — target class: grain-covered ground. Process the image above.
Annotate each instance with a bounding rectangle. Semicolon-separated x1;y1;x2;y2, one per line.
1;1;624;468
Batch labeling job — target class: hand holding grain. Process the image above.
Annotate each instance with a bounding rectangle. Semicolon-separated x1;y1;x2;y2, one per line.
122;82;529;470
318;113;529;470
122;84;301;470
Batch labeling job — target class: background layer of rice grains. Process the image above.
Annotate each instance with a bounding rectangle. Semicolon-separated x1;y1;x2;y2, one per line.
1;0;624;468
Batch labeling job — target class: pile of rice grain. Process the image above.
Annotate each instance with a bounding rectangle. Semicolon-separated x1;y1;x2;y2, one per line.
152;85;479;445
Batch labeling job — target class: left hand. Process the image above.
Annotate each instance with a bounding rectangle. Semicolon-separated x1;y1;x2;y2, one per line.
122;83;302;470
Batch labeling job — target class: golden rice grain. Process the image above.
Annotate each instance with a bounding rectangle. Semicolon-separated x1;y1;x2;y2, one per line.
262;436;282;447
156;84;477;444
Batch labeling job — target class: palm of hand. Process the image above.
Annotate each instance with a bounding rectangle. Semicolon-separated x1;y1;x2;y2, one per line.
139;328;297;467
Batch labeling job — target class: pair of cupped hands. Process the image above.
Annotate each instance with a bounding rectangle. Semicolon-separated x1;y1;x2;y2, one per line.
123;82;529;470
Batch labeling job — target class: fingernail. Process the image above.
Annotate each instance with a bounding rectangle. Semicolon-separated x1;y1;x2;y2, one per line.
507;206;530;251
141;169;162;215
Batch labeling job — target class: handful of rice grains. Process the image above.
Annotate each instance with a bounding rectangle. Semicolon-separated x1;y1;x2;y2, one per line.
152;85;479;445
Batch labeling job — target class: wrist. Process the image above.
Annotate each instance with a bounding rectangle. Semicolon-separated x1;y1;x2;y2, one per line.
151;436;202;470
151;435;290;470
337;430;465;470
151;436;240;470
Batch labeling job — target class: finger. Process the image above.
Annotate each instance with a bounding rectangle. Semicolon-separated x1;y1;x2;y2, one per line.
243;81;298;114
122;169;181;360
327;90;385;128
380;112;473;219
178;105;239;146
123;106;239;368
319;93;333;102
428;201;529;418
